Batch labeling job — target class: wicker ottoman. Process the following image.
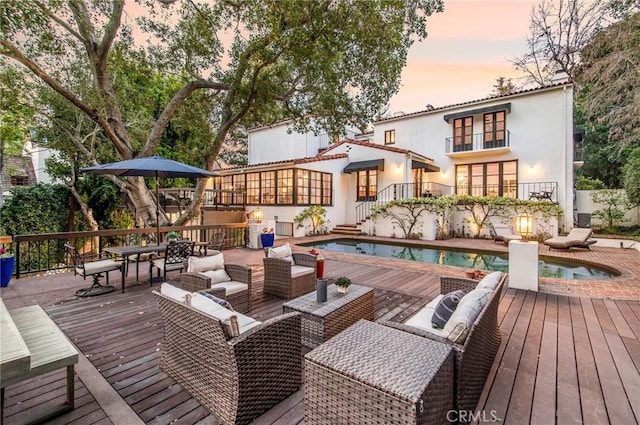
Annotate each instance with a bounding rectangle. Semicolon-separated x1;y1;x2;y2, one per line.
304;320;454;425
283;284;375;349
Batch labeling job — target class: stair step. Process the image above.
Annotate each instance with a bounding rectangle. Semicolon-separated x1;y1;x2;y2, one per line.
332;224;362;236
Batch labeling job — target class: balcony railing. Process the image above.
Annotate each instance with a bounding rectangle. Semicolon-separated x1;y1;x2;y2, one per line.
445;131;511;154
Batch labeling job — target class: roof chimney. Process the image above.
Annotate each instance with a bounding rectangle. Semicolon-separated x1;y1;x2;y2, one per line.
552;70;569;83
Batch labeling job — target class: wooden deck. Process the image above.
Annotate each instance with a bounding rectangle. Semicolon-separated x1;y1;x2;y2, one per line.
1;242;639;424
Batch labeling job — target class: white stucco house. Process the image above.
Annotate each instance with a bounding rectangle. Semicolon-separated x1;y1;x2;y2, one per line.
214;79;578;237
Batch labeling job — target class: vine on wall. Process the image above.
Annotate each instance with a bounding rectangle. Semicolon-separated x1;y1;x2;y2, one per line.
371;195;563;240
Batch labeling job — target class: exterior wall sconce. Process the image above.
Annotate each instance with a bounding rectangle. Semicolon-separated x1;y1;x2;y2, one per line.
515;213;533;241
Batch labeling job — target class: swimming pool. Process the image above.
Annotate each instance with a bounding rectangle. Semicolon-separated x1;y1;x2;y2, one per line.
301;238;618;280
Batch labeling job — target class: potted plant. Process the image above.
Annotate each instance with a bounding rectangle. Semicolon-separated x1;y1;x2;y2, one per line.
0;246;15;288
335;276;351;294
260;227;275;248
167;231;180;243
294;205;327;236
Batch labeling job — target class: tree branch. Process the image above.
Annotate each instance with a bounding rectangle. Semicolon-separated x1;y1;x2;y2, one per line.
140;79;230;156
97;1;124;63
0;39;128;155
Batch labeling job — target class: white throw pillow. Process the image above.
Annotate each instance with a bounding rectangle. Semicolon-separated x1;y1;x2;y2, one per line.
268;243;292;259
200;269;232;284
160;282;192;305
191;293;261;334
442;288;493;343
475;271;502;291
187;252;225;273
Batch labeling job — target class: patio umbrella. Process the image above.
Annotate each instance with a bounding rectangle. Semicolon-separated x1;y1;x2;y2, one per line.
80;156;218;241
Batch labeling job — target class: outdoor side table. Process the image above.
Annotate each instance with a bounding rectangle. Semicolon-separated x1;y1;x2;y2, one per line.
282;284;374;349
304;320;454;425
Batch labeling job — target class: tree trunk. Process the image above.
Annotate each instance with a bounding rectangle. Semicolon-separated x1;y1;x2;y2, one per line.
125;177;169;228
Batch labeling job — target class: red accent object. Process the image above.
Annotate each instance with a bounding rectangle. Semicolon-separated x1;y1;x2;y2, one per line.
316;260;324;279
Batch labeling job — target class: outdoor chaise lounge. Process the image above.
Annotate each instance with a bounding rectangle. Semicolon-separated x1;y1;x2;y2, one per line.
154;283;302;425
490;224;522;245
543;228;594;250
379;271;507;416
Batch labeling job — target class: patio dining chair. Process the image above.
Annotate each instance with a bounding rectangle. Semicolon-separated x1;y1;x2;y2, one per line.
198;232;226;256
122;233;156;280
149;240;194;286
65;243;123;296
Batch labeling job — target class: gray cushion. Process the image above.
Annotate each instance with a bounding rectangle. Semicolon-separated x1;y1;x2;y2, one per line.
197;290;234;311
443;288;493;343
432;290;465;329
475;271;502;290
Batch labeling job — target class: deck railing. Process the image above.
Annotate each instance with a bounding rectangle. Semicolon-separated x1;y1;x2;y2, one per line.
8;223;248;279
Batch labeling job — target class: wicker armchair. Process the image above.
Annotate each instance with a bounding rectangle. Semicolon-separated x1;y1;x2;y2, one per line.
263;253;317;299
379;274;506;416
153;291;303;425
178;264;260;313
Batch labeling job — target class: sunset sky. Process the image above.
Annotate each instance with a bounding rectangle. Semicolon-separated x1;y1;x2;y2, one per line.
389;0;538;113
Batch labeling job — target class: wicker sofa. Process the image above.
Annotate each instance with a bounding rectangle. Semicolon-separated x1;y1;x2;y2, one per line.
379;272;507;418
263;245;317;299
154;284;303;425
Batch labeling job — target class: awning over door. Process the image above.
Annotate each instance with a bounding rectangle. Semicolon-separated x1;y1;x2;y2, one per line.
443;102;511;123
411;160;440;172
342;159;384;174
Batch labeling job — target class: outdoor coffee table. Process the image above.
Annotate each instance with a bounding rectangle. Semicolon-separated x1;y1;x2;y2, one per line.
282;283;374;349
304;320;454;424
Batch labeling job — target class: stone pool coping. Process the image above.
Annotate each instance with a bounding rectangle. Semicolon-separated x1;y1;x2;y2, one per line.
292;235;640;301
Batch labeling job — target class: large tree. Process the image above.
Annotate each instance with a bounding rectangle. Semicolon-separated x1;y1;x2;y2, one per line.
0;0;443;228
511;0;612;85
577;12;640;203
577;12;640;153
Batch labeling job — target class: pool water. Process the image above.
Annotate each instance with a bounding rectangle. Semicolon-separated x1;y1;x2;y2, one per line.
302;239;617;280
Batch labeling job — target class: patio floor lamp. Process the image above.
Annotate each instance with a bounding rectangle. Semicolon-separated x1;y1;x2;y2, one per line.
515;213;533;241
510;212;538;292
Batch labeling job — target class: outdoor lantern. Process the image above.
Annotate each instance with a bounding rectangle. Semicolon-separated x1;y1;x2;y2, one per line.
253;207;263;223
515;213;533;241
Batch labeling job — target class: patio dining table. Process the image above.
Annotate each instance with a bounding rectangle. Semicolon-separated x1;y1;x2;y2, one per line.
104;243;168;291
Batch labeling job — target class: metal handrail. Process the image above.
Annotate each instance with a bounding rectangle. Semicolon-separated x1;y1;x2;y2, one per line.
445;130;511;153
355;182;454;223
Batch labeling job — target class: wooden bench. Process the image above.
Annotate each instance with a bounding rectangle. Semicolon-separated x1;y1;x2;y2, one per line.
0;299;78;424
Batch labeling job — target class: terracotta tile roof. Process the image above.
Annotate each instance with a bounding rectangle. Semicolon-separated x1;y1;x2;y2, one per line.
321;139;434;162
374;81;573;123
218;153;348;173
